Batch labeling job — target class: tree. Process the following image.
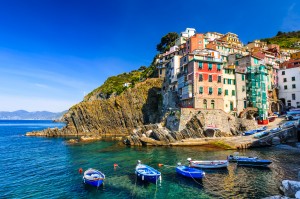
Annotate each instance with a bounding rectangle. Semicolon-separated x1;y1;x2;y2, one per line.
156;32;179;53
276;31;283;36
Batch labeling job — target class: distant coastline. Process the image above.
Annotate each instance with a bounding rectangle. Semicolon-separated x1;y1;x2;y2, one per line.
0;110;66;120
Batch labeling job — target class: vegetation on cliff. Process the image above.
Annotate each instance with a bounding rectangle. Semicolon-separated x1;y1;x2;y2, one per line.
261;30;300;49
156;32;179;53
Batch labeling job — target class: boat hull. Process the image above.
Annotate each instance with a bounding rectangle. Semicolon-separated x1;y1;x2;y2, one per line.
83;178;104;187
189;160;228;169
176;166;204;179
237;159;272;167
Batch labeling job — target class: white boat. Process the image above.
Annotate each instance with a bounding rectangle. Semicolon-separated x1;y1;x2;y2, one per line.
187;158;228;169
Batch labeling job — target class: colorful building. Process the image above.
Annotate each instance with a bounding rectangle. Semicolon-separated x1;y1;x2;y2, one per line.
179;49;224;109
222;64;237;112
246;62;269;124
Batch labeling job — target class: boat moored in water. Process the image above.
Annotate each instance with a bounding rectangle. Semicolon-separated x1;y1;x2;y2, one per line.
135;160;161;184
187;158;228;169
83;168;105;187
227;152;258;162
176;165;205;179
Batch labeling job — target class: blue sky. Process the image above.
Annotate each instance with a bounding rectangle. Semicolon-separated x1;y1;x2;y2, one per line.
0;0;299;112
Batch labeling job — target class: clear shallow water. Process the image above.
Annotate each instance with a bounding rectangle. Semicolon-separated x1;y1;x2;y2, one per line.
0;120;300;199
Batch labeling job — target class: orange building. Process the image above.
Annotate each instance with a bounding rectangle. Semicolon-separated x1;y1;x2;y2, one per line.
186;33;205;54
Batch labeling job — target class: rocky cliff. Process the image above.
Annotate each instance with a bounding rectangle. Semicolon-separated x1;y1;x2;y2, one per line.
27;78;163;137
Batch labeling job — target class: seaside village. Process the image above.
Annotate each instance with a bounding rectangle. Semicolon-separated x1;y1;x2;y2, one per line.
157;28;300;125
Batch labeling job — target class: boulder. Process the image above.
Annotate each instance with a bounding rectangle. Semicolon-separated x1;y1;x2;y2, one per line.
296;191;300;199
280;180;300;198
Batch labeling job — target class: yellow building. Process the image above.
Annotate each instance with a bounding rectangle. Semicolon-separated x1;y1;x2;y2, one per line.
291;51;300;59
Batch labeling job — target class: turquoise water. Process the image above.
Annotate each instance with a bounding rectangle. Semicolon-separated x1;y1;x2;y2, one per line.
1;120;300;199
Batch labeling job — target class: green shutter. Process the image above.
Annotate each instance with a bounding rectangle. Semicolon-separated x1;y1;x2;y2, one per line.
232;90;235;96
209;87;213;94
199;87;203;94
218;88;222;94
208;63;212;70
223;78;226;84
242;74;245;81
199;62;203;69
225;89;228;95
233;80;236;85
217;64;221;70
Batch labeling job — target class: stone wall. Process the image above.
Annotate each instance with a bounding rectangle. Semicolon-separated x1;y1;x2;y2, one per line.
179;108;257;132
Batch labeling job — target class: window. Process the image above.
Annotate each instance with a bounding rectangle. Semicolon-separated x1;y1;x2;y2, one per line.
225;89;228;96
233;80;236;85
242;86;245;92
244;101;247;108
284;85;288;90
203;99;207;109
242;74;245;81
199;62;203;69
225;69;229;74
223;78;226;84
217;64;221;71
208;63;212;70
217;76;221;83
254;58;259;64
209;75;212;82
292;76;295;81
292;84;296;89
282;71;285;75
209;87;213;94
199;87;203;94
235;61;239;66
228;79;232;84
211;100;215;109
199;74;203;82
232;90;235;96
218;88;222;95
292;94;296;100
283;78;287;82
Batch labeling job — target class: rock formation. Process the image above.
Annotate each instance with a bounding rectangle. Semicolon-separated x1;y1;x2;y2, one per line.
27;78;163;137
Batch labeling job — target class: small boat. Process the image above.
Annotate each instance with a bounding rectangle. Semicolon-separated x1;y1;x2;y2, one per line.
282;121;295;129
256;126;267;132
135;160;161;184
269;127;281;133
243;129;257;136
227;152;258;162
237;158;272;167
187;158;228;169
83;168;105;187
176;165;205;179
254;131;269;138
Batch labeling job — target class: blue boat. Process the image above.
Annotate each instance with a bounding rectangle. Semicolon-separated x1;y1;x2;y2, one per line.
243;129;257;136
176;165;205;179
256;126;267;132
282;121;295;129
83;168;105;187
254;131;269;138
269;127;281;133
237;158;272;167
135;161;161;184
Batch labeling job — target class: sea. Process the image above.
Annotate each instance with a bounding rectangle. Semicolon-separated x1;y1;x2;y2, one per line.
0;120;300;199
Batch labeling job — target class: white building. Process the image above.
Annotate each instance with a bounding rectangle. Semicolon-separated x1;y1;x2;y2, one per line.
166;55;182;91
278;67;300;108
175;28;196;46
